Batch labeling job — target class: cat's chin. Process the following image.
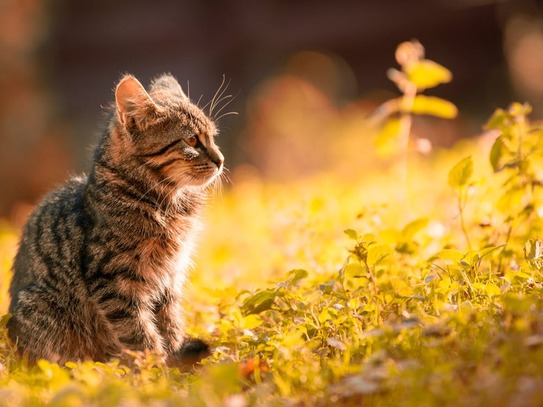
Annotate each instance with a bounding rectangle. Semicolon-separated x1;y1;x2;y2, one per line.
177;172;222;189
198;173;222;189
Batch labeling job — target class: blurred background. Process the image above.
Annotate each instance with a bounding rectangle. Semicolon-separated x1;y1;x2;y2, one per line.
1;0;543;223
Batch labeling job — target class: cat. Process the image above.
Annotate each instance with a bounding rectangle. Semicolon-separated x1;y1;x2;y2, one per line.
7;73;224;367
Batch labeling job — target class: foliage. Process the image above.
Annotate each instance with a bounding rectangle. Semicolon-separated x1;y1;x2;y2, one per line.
2;43;543;406
373;40;457;156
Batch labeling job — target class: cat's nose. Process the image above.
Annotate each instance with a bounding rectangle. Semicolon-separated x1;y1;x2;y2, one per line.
211;151;224;169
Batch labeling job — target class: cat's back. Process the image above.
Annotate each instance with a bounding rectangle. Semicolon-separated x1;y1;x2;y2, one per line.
9;175;89;307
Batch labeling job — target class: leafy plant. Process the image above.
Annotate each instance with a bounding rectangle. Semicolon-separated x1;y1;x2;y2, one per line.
487;103;543;244
1;42;543;406
373;40;457;156
448;155;474;248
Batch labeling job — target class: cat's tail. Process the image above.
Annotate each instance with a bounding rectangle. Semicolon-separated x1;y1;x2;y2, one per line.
167;338;211;371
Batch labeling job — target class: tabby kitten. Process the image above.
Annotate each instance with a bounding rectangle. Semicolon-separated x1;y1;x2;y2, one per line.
8;73;224;366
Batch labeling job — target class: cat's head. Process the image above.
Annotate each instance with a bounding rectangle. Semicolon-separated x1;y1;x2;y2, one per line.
112;73;224;189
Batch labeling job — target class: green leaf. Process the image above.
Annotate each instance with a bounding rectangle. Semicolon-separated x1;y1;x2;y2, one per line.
461;250;480;267
344;229;358;241
367;243;393;266
485;108;508;130
429;249;464;263
490;136;506;172
471;282;486;291
410;95;458;118
241;314;264;329
479;244;506;259
278;269;309;288
485;283;501;297
318;308;332;323
242;289;282;315
343;263;365;278
406;60;452;89
288;269;308;285
509;102;532;118
448;156;473;188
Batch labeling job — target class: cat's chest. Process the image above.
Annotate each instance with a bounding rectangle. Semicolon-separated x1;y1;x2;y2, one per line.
92;212;200;302
137;236;192;276
133;218;198;290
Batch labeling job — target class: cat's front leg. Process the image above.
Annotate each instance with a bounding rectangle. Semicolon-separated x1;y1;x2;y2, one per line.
152;291;210;369
152;290;185;354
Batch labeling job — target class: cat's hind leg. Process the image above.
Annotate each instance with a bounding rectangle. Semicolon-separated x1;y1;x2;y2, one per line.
7;284;122;365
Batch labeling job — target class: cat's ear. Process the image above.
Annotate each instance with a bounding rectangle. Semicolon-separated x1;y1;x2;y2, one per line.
150;74;188;100
115;75;159;128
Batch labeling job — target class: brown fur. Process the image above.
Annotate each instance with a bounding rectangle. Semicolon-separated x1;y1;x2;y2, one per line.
8;74;224;365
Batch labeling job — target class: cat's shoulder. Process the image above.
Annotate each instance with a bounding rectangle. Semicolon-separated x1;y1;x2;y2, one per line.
31;174;88;218
46;174;87;201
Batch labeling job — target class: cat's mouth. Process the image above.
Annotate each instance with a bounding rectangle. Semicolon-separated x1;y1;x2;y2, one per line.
197;163;223;187
167;162;223;188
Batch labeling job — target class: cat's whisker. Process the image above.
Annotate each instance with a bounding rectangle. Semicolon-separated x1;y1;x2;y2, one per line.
213;87;240;122
224;173;232;186
203;77;225;114
216;168;232;199
220;166;232;183
211;75;228;111
208;76;230;117
209;172;225;201
212;90;239;122
212;94;233;114
215;111;239;122
215;181;224;200
202;99;212;112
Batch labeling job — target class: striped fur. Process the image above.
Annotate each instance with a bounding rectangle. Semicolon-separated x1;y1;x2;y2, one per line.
8;74;224;365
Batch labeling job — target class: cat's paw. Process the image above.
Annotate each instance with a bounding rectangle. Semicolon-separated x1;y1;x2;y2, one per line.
167;338;211;371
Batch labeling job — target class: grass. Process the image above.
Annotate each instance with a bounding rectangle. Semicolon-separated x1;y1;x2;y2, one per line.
2;134;543;406
2;45;543;405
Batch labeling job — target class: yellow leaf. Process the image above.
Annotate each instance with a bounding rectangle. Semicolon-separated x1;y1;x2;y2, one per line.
374;118;401;156
430;249;464;263
485;283;501;297
318;308;332;323
410;95;458;119
367;243;393;266
343;263;365;278
407;60;452;89
242;314;264;329
448;156;473;188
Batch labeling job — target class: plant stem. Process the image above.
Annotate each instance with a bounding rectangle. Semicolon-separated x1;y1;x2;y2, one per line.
397;82;417;215
458;187;472;250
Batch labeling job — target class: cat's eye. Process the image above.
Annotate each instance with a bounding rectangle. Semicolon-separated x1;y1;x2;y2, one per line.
186;135;199;148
